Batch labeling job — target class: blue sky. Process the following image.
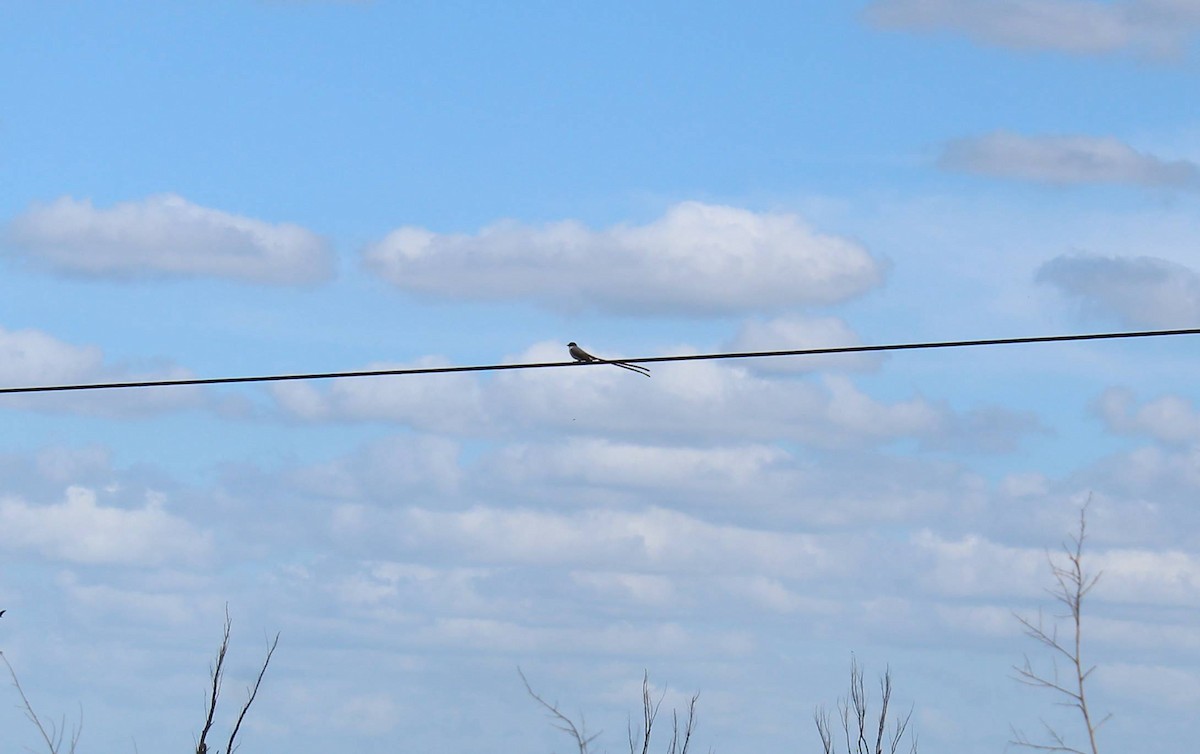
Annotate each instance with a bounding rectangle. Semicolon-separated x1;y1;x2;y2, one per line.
2;2;1200;752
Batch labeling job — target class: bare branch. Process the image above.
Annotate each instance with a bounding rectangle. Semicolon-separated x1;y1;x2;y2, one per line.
814;658;917;754
875;669;892;754
665;692;699;754
683;693;699;754
195;608;278;754
2;650;82;754
522;669;702;754
224;631;280;754
1011;502;1106;754
815;707;835;754
519;668;601;754
196;607;232;754
641;671;664;754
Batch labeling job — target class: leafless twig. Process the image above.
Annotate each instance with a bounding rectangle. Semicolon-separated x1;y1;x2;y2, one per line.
195;606;280;754
628;671;662;754
521;668;702;754
815;656;916;754
625;671;700;754
1011;503;1109;754
520;668;602;753
196;610;231;754
1;650;82;754
225;630;279;754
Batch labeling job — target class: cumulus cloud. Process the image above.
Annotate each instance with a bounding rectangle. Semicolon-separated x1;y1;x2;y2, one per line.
245;426;990;538
59;574;210;625
569;570;678;605
1095;388;1200;445
330;694;405;735
866;0;1200;58
481;439;790;502
1097;663;1200;709
472;438;990;528
284;434;463;501
913;530;1047;598
0;486;210;566
0;324;104;386
725;316;882;373
332;503;836;579
1081;447;1200;534
363;202;884;315
404;616;750;657
0;325;204;415
916;529;1200;607
339;562;494;613
271;341;1040;453
4;194;335;284
921;405;1046;454
1037;253;1200;327
939;132;1200;188
271;357;487;432
1094;546;1200;606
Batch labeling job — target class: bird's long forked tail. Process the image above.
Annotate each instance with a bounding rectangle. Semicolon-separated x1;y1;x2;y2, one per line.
603;359;651;377
568;342;651;377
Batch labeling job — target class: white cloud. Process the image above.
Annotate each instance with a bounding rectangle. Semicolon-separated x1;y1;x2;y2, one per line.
1000;472;1050;498
725;316;883;373
270;357;487;432
940;132;1200;188
712;574;828;613
482;439;789;500
916;529;1200;607
331;693;404;735
1097;663;1200;709
1077;447;1200;541
4;194;335;284
59;573;210;625
409;616;752;657
1094;547;1200;606
866;0;1200;57
933;603;1023;638
0;486;210;566
473;437;990;528
1095;388;1200;445
0;324;104;385
271;341;1039;453
1087;614;1200;652
363;202;884;315
332;504;835;579
913;530;1047;598
570;570;677;604
337;561;494;614
1037;253;1200;327
284;435;463;501
0;325;204;415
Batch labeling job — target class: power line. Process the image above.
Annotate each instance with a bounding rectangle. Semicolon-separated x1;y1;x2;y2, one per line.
1;326;1198;396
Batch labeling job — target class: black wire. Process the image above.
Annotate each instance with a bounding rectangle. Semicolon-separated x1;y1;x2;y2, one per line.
1;327;1197;396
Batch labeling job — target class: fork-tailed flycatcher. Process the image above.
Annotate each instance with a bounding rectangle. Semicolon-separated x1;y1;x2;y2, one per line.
567;342;650;377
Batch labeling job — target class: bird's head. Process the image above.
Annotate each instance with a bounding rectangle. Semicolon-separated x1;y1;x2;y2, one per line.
567;342;577;348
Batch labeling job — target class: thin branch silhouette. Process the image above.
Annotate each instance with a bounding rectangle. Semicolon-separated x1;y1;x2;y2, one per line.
1;651;82;754
815;657;916;754
521;668;702;754
195;607;280;754
1011;504;1109;754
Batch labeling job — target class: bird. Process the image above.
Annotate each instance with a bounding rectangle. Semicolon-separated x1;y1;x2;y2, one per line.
0;610;5;618
567;342;650;377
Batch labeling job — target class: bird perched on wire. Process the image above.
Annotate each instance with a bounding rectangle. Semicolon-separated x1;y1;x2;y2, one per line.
568;342;650;377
